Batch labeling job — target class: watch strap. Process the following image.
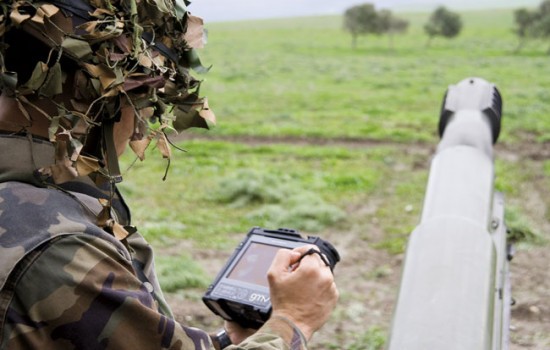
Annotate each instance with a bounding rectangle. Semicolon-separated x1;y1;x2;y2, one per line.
215;329;232;349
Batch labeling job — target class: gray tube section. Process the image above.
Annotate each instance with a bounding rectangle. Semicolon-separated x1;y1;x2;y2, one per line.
422;109;495;225
387;109;497;350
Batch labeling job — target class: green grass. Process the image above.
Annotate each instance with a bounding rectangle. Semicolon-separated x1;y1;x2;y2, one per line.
155;254;210;292
116;7;550;289
118;140;398;247
111;12;550;349
325;326;387;350
111;10;550;350
194;9;550;143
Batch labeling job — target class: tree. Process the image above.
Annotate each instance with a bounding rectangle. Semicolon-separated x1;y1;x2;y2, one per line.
378;10;410;49
514;0;550;53
343;4;409;49
424;6;462;47
533;0;550;52
514;8;537;52
343;3;380;49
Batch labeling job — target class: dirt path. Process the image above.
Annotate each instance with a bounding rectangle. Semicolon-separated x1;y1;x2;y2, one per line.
178;133;550;160
166;135;550;349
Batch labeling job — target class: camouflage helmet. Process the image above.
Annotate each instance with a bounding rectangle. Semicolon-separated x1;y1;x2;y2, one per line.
0;0;215;185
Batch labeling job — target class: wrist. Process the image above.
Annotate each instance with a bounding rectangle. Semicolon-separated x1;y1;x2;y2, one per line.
270;312;313;341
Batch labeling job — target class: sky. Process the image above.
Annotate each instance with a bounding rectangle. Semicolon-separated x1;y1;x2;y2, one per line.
189;0;540;23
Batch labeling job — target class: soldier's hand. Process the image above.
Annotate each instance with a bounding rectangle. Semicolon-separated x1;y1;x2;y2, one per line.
267;245;339;340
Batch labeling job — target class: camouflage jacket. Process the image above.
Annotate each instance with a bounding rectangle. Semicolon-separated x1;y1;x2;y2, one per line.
0;134;307;350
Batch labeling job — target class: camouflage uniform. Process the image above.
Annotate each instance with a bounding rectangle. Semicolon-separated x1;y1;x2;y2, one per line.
0;134;308;350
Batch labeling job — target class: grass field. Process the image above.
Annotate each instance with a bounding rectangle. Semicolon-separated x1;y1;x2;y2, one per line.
119;6;550;249
193;9;550;143
117;7;550;349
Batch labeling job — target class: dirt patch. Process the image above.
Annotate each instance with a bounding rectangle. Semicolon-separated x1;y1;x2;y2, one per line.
179;133;550;161
164;137;550;349
509;247;550;349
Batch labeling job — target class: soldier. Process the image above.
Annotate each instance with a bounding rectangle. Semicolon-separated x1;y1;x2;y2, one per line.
0;1;338;349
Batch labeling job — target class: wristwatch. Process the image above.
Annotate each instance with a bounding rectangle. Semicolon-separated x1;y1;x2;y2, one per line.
215;329;232;349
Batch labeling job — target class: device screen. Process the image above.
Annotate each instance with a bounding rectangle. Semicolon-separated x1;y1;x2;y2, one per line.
227;242;283;287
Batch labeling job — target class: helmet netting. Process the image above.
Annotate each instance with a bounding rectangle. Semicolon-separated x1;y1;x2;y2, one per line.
0;0;215;184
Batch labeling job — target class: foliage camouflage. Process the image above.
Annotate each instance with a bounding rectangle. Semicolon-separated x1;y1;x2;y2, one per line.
0;0;216;238
0;0;215;186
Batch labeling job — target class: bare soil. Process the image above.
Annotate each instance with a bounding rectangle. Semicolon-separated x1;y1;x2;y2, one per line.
165;136;550;349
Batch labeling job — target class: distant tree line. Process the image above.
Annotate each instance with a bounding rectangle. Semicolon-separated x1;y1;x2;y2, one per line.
343;1;550;54
514;0;550;53
343;3;462;49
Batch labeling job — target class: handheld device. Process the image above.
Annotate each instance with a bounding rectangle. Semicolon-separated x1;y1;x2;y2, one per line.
202;227;340;329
